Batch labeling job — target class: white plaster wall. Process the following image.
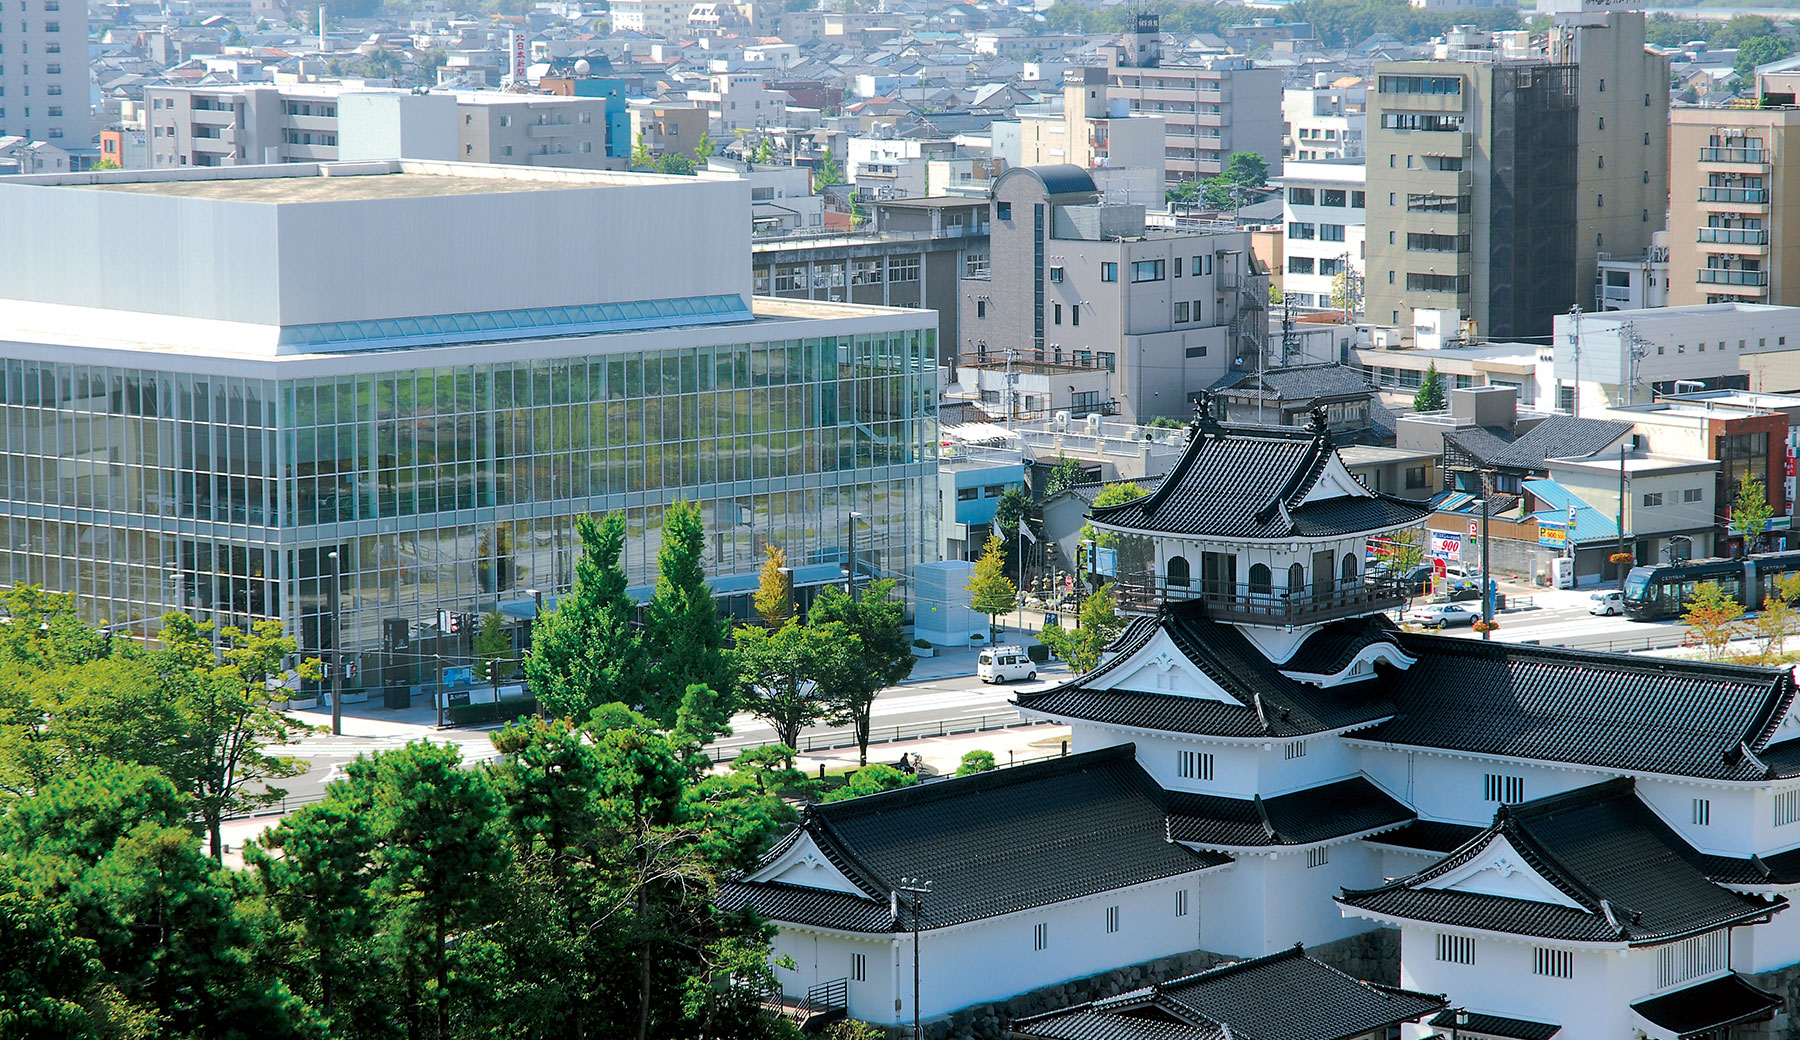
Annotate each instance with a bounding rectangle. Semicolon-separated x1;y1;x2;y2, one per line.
1398;928;1633;1040
1356;747;1607;827
1125;730;1265;799
771;928;896;1024
1262;842;1388;950
1738;906;1800;973
1254;733;1363;796
1636;778;1759;857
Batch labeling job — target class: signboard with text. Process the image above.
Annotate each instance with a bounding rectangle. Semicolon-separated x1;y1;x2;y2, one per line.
1539;521;1567;549
510;31;528;83
1428;530;1462;560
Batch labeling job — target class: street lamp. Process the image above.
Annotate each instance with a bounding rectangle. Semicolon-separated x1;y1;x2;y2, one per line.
847;511;865;602
897;877;932;1040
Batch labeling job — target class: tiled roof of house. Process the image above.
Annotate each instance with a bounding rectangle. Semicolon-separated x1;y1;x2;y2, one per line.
1369;633;1797;781
1012;945;1448;1040
1165;777;1414;849
1428;1011;1560;1040
1442;425;1517;463
1339;779;1781;944
719;746;1227;932
1629;974;1782;1037
1087;420;1428;539
1364;820;1483;855
1487;415;1633;470
1015;609;1401;739
1219;364;1375;402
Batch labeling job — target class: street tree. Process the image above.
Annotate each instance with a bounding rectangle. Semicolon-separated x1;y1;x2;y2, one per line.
729;619;857;761
1753;572;1800;662
527;512;648;724
967;535;1018;639
753;544;794;629
473;610;511;683
152;613;314;862
1733;476;1775;554
1039;584;1126;674
810;579;914;764
1684;581;1746;661
644;501;730;724
956;749;996;776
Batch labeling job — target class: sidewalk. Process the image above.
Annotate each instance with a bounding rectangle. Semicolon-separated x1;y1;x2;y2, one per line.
904;628;1047;684
794;723;1073;779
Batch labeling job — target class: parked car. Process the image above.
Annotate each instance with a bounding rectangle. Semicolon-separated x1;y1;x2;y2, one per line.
977;646;1037;683
1589;590;1625;616
1397;564;1435;595
1406;603;1480;629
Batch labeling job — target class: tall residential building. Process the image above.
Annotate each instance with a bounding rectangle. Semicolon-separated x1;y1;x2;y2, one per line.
1278;159;1367;314
0;161;936;694
0;0;89;147
955;165;1266;425
1020;68;1166;174
1103;16;1284;185
1363;10;1669;342
1667;102;1800;307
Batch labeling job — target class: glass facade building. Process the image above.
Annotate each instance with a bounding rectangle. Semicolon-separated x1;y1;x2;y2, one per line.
0;323;936;686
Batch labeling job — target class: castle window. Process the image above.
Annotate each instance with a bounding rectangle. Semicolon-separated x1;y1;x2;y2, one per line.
1341;553;1358;586
1287;562;1305;594
1166;555;1190;588
1249;563;1272;596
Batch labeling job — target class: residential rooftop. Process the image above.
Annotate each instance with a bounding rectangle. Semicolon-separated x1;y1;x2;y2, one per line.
58;161;688;202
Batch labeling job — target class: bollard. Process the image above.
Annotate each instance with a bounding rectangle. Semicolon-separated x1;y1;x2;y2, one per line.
1061;740;1068;756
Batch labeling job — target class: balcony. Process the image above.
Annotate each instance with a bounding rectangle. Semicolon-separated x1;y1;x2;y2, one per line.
1699;187;1769;204
1699;146;1768;165
1113;575;1406;625
1698;227;1769;246
1697;269;1769;286
526;121;574;138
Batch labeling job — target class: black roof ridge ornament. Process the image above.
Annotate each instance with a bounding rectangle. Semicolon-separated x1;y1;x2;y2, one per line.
1188;391;1223;443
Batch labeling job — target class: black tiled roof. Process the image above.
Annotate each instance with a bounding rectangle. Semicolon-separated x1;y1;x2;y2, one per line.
1442;426;1517;463
725;746;1227;932
1166;777;1414;848
1486;415;1633;470
1219;364;1375;402
1365;821;1484;855
1013;945;1448;1040
1696;845;1800;888
1339;779;1781;945
714;880;890;932
1369;632;1799;781
1088;423;1429;539
1629;974;1781;1037
1429;1011;1560;1040
1016;608;1400;739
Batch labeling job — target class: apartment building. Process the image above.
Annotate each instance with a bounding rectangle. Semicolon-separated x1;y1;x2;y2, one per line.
686;72;789;132
1103;17;1284;185
1280;159;1366;312
0;0;89;147
627;102;710;160
608;0;695;37
1364;9;1669;342
143;85;616;169
1020;68;1166;173
956;165;1266;425
1668;102;1800;308
1283;77;1366;161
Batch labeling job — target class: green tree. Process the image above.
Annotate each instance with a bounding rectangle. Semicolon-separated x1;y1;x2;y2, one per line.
1684;581;1747;661
91;157;122;171
1736;35;1797;79
1733;476;1775;553
473;610;511;683
0;865;109;1039
1043;456;1087;497
1077;481;1149;582
631;131;654;169
1039;584;1126;674
152;613;314;862
753;544;794;629
752;136;775;165
644;501;730;726
1413;361;1446;412
955;749;996;776
1223;151;1268;187
1753;572;1800;662
350;742;510;1040
812;153;844;189
967;535;1018;638
694;130;715;161
1269;283;1284;307
251;797;377;1031
730;619;855;761
809;579;910;765
653;152;696;176
527;513;648;724
993;485;1030;539
823;763;917;801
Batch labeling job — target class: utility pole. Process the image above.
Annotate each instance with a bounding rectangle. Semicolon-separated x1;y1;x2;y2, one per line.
1480;475;1492;640
1280;293;1295;368
1616;442;1628;588
1003;349;1017;432
897;877;932;1040
328;549;342;736
1567;303;1583;418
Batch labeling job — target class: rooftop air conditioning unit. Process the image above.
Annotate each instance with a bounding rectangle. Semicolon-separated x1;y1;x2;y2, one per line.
1055;410;1070;430
1085;412;1104;433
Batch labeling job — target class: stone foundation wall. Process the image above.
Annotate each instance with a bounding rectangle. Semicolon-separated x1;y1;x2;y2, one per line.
870;928;1401;1040
1742;962;1800;1040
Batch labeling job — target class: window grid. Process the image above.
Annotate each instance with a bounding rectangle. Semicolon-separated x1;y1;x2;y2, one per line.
1105;905;1120;933
1656;930;1727;988
1776;789;1800;827
1175;889;1189;917
1033;922;1048;951
1306;847;1330;869
1177;750;1214;781
1484;774;1524;804
1284;740;1307;760
851;953;867;982
1533;948;1572;979
1693;798;1711;826
1435;934;1475;965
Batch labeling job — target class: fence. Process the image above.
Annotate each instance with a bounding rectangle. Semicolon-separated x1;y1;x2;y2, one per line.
706;711;1052;764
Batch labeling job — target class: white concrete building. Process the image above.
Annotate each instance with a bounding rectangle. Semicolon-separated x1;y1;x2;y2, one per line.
1551;303;1800;414
0;0;89;147
1281;159;1367;313
687;71;788;132
1283;78;1366;161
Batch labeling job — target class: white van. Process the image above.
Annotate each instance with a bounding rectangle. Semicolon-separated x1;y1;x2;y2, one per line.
1589;590;1625;616
978;646;1037;684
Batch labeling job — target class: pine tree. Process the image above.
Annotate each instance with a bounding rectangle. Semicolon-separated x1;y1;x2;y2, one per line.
1413;362;1447;412
643;501;729;726
525;513;647;724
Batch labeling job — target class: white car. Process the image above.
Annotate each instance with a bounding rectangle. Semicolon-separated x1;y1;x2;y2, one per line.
1406;603;1480;629
978;646;1037;683
1589;590;1625;616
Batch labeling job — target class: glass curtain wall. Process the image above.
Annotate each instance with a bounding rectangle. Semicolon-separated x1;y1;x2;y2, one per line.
0;329;936;673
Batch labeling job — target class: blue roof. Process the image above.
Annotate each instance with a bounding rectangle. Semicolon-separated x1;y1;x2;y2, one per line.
1524;479;1619;543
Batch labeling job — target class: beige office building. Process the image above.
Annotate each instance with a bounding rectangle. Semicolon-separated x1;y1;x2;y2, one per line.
1363;10;1667;342
1668;103;1800;307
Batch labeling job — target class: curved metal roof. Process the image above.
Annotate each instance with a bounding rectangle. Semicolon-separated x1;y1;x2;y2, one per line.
991;164;1098;199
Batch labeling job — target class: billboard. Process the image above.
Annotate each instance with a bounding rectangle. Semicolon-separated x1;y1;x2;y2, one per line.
1428;530;1462;560
510;30;528;83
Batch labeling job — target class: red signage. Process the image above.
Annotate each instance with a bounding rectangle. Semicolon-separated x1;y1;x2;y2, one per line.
1467;520;1479;537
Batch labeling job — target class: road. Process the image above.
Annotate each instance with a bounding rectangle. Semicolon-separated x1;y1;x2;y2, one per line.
1434;596;1693;653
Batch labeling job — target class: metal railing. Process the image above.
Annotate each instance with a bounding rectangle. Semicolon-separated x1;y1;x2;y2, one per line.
707;712;1047;764
1697;269;1769;286
1698;227;1769;245
1114;576;1406;624
1699;187;1769;204
1699;147;1768;164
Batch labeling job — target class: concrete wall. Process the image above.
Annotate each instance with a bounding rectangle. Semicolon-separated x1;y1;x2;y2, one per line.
338;92;459;161
0;162;752;332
